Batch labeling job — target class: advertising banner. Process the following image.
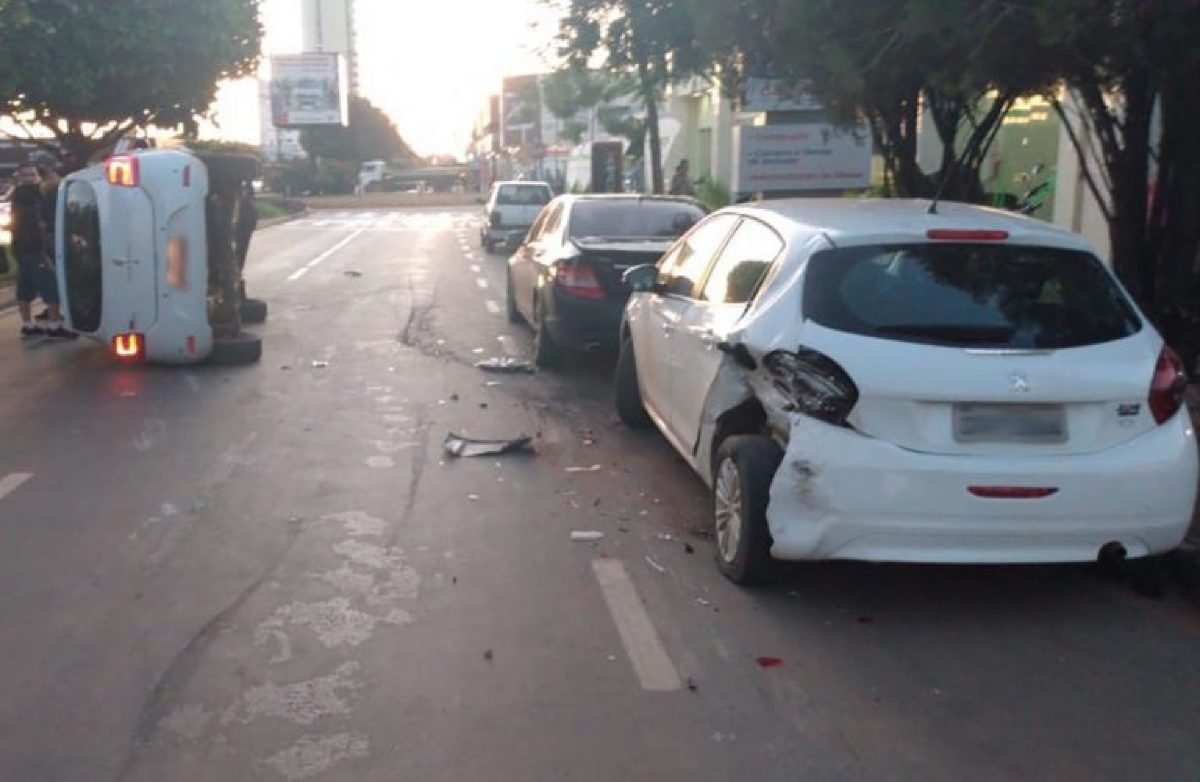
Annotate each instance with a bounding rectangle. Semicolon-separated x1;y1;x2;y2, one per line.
734;124;873;193
270;53;349;128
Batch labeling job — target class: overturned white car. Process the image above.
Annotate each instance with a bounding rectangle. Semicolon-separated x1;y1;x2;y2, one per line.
616;199;1198;584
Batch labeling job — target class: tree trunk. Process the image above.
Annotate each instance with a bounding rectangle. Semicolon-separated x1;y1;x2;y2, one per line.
636;56;664;195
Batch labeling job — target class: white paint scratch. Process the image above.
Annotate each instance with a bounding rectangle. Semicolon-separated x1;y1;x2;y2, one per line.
263;733;370;781
223;662;362;726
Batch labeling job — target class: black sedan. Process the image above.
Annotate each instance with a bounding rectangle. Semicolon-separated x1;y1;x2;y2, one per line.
505;195;707;368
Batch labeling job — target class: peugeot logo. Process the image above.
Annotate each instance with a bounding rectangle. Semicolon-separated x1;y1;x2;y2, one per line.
1010;372;1031;393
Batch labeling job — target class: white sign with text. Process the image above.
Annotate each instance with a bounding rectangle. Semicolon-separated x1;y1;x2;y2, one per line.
734;124;873;193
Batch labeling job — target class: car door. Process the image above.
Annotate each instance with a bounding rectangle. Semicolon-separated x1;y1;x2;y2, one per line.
635;213;739;440
672;217;786;452
512;203;553;320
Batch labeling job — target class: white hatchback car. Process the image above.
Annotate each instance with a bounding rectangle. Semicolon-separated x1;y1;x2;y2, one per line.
616;199;1198;584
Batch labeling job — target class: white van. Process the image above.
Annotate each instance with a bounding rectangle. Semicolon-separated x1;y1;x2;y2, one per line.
56;149;265;365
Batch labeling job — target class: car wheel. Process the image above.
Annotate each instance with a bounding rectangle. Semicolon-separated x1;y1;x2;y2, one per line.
615;336;652;429
532;297;562;369
713;435;782;585
210;332;263;366
240;297;268;325
505;267;522;324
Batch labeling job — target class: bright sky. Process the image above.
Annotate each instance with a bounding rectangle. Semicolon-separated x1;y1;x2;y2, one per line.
208;0;562;157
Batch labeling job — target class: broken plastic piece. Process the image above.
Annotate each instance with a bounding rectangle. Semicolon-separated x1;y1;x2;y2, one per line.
311;360;329;369
756;656;784;669
571;531;605;542
566;464;603;474
476;357;536;374
344;269;364;278
696;598;711;607
656;533;675;542
644;555;667;574
443;433;534;458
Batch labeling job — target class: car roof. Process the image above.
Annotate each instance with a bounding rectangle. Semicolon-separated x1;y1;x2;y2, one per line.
559;193;704;207
723;198;1094;253
494;180;551;188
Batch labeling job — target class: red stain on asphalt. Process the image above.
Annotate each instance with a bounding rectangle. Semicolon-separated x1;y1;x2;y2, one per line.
756;657;784;669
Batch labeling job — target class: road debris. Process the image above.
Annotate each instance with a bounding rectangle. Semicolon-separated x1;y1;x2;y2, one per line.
644;555;667;574
696;598;711;607
449;393;460;402
467;494;480;502
756;656;784;669
476;357;536;375
566;464;603;474
443;433;534;458
656;533;675;542
687;676;698;692
343;269;363;278
684;543;695;555
570;531;605;542
483;649;494;662
311;361;329;369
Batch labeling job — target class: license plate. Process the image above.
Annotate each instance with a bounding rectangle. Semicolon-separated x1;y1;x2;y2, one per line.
953;404;1067;444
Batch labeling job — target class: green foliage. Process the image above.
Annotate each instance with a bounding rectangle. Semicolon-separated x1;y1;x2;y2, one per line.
694;178;731;212
0;0;261;166
299;97;416;166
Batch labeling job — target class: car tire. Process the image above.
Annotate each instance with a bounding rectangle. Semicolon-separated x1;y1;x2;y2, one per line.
615;336;652;429
713;435;782;586
240;297;268;325
532;297;562;369
209;332;263;366
505;267;522;324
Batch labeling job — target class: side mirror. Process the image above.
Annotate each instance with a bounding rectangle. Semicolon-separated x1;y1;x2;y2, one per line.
623;264;660;293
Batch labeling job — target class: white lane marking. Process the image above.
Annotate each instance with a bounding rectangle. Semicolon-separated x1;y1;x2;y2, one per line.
497;335;518;356
591;559;682;692
469;264;481;273
476;278;489;290
485;300;501;316
288;228;367;282
0;473;34;502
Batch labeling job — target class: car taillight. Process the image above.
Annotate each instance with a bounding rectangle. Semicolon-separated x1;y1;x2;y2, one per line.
112;333;146;361
763;348;859;426
1149;345;1188;424
555;260;606;300
166;236;189;290
106;155;140;187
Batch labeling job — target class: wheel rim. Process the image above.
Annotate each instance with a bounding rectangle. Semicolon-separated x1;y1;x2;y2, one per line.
714;458;743;564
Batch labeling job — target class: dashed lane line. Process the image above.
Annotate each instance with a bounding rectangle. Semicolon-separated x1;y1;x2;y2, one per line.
0;473;34;503
591;559;682;692
288;228;368;282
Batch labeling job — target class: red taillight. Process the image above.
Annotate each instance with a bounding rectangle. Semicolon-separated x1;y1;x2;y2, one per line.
969;486;1059;499
555;260;606;300
1149;345;1188;424
926;229;1009;242
106;155;140;187
112;333;146;361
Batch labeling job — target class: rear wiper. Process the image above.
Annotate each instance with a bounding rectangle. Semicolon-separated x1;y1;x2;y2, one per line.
874;324;1016;345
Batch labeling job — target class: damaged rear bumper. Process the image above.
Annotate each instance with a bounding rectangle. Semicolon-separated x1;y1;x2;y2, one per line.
767;413;1199;564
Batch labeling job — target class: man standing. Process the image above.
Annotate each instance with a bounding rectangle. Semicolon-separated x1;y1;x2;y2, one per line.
670;159;695;196
11;163;72;340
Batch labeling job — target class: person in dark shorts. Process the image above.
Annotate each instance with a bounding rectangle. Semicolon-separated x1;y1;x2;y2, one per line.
11;163;72;340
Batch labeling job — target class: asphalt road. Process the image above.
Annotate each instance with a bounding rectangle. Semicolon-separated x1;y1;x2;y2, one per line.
1;207;1198;782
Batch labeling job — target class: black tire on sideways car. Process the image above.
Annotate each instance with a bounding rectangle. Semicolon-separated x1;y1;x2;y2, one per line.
240;297;268;325
210;332;263;365
713;435;782;585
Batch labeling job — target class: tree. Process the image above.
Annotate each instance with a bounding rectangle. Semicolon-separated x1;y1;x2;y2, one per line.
542;68;646;154
0;0;261;168
556;0;703;193
299;97;416;165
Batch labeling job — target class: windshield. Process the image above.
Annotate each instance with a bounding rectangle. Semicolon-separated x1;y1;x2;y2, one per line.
569;200;705;242
804;243;1142;349
496;185;551;206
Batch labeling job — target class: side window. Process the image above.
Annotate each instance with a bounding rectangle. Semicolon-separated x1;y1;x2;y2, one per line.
541;202;565;239
701;218;784;304
659;214;737;298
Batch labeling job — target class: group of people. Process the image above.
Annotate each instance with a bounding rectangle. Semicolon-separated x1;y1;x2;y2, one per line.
9;157;75;340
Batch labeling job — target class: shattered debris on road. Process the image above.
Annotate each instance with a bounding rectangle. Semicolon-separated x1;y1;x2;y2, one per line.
443;433;534;458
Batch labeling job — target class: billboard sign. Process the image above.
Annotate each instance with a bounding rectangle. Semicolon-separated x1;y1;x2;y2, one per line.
270;53;349;128
742;78;823;113
501;75;543;150
734;124;873;193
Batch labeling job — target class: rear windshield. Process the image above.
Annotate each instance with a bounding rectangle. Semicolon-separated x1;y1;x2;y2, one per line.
496;185;551;206
569;200;705;242
804;244;1142;349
